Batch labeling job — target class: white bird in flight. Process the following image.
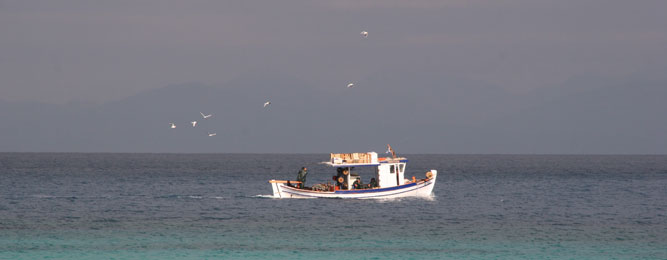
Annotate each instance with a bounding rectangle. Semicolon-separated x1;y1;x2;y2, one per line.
361;31;368;38
169;123;176;129
263;101;271;108
347;83;355;88
191;121;197;127
208;132;217;137
200;112;212;119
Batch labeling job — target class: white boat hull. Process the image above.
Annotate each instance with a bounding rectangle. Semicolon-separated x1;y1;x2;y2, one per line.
270;170;437;199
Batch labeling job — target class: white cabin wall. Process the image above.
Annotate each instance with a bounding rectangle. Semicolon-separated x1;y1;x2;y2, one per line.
398;163;406;185
377;164;394;188
377;163;405;187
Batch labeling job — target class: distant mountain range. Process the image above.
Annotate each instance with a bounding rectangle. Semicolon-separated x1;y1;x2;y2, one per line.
1;70;666;153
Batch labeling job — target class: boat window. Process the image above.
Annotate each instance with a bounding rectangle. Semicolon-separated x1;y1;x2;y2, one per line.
390;165;395;174
399;164;404;173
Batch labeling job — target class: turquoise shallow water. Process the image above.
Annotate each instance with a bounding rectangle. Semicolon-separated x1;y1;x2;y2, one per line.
1;153;666;259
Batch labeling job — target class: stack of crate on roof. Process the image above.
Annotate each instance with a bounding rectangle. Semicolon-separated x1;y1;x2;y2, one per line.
330;152;371;164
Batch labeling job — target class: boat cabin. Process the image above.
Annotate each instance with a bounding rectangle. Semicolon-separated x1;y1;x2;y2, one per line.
324;152;410;190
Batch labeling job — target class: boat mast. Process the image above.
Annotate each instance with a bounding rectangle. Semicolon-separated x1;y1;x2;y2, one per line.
387;144;396;159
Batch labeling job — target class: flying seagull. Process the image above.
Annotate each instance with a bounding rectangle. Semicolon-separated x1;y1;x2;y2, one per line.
263;101;271;108
200;112;212;119
191;121;197;127
347;83;355;88
208;132;217;137
169;123;176;129
361;31;368;38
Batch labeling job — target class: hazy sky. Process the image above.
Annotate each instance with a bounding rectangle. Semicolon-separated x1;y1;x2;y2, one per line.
2;0;666;104
1;0;666;154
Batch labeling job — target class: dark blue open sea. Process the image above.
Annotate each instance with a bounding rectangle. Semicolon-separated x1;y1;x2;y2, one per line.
1;153;665;259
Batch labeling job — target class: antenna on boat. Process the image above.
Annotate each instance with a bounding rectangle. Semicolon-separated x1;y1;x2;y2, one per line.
387;144;397;159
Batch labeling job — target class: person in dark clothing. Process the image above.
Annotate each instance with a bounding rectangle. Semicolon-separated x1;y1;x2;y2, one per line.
353;178;363;189
369;178;378;188
296;167;308;188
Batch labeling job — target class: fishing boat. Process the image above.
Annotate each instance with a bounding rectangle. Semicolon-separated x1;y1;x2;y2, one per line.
269;145;437;199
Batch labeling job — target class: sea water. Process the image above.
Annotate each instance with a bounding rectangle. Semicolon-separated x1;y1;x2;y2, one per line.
0;153;665;259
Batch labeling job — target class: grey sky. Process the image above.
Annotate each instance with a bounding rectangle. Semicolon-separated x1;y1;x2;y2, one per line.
2;0;665;104
1;0;666;153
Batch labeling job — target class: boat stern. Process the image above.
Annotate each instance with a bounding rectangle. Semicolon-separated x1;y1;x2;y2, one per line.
268;180;302;198
269;180;283;198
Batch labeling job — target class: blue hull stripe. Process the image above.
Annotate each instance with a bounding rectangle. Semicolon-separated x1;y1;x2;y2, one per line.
334;182;417;194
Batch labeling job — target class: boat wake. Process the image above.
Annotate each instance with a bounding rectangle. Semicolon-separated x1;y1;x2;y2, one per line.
373;194;437;203
154;195;225;200
253;194;278;199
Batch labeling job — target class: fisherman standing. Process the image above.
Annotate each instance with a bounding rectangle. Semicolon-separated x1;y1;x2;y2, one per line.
296;167;308;188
